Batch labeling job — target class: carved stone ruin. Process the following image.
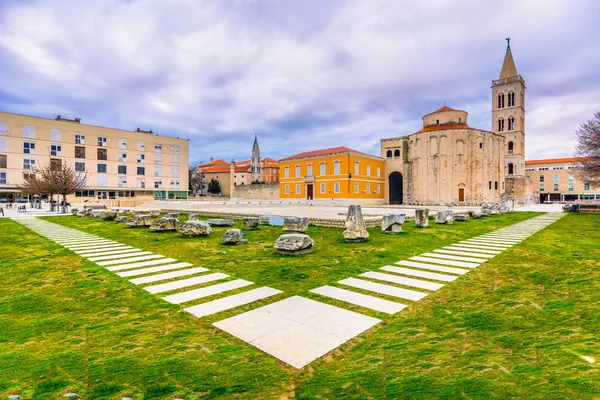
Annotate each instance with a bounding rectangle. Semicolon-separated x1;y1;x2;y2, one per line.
415;208;429;227
206;218;235;226
223;228;247;245
126;214;154;227
100;210;118;220
283;217;309;234
382;214;406;234
243;217;260;229
274;233;314;255
150;216;179;231
177;220;212;237
343;205;369;242
435;210;454;224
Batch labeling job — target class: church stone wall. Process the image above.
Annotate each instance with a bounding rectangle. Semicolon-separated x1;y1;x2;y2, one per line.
233;183;280;200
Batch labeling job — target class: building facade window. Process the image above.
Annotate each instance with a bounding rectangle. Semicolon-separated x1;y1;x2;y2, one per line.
0;122;7;136
0;154;6;168
75;146;85;158
97;163;107;173
137;167;145;175
584;183;590;191
568;183;574;191
295;165;301;177
554;183;559;191
334;162;340;175
307;164;313;176
377;167;381;178
97;136;107;146
554;174;559;182
23;125;36;139
75;133;85;144
50;144;62;157
137;141;145;151
154;144;162;152
508;117;515;131
50;129;62;141
320;163;326;176
118;138;127;149
97;148;107;160
354;161;360;176
284;166;289;178
540;184;544;191
75;162;85;172
394;149;400;157
376;184;380;194
498;118;505;132
495;181;498;190
97;176;107;187
334;182;340;193
118;152;126;162
366;183;371;194
155;154;162;164
0;171;6;184
354;182;359;194
285;184;289;194
540;175;544;182
23;142;35;154
497;93;505;108
508;92;515;107
154;179;163;189
366;165;371;177
23;158;36;170
137;154;145;163
154;167;162;176
118;177;127;188
0;138;6;152
137;178;145;188
296;184;301;194
320;183;326;193
508;163;514;175
386;150;392;158
568;173;574;181
118;165;127;174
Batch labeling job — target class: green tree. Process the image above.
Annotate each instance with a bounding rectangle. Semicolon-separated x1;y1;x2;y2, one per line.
207;178;221;194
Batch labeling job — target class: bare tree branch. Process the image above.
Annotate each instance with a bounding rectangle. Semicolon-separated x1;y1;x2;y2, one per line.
575;111;600;186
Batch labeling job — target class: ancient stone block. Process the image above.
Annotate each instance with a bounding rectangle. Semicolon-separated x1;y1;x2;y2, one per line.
468;210;483;218
283;217;309;233
90;210;103;218
177;220;212;236
435;210;454;224
454;213;470;221
274;233;314;255
187;214;200;221
223;228;247;245
71;208;79;215
150;217;179;231
382;214;406;234
165;212;180;219
206;218;235;226
415;208;430;227
343;205;369;242
243;217;260;229
126;214;154;227
100;210;118;220
114;216;129;223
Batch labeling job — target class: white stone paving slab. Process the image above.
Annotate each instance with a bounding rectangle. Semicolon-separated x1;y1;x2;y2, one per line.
87;251;153;262
71;244;133;251
420;252;488;263
434;249;495;259
395;260;470;275
97;254;165;266
472;238;520;244
107;258;177;271
76;248;144;257
311;285;406;314
163;279;254;304
130;267;210;285
339;277;428;301
443;245;502;255
145;272;229;294
117;262;193;277
62;241;116;248
75;246;134;254
410;256;479;269
187;287;282;319
380;265;457;282
213;296;379;369
361;271;443;291
460;240;511;248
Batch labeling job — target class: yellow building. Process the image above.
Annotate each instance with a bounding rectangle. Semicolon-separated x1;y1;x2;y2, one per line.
0;111;189;203
279;146;385;202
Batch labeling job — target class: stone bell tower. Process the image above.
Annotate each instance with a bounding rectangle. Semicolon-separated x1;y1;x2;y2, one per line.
492;38;526;176
492;38;532;204
251;134;262;182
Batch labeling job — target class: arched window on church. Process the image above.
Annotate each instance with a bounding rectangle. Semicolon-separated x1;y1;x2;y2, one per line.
508;163;514;175
508;92;515;107
394;149;400;157
508;117;515;131
498;118;505;132
284;166;290;178
508;141;514;154
386;150;392;158
498;93;505;108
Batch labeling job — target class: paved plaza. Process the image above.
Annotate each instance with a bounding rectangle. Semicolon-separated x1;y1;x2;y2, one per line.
14;212;564;369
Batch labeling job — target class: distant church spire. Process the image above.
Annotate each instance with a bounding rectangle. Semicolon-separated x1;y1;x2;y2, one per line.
251;133;262;182
499;38;518;79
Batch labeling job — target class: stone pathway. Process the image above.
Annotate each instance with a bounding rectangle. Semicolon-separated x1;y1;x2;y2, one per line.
13;213;564;369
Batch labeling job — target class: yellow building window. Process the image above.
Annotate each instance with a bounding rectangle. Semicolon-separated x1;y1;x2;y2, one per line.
334;182;340;193
354;182;359;194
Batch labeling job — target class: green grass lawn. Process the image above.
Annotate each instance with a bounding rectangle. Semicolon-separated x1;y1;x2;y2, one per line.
1;212;599;399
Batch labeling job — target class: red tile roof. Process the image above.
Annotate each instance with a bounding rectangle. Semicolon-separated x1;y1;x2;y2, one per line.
414;124;469;134
280;146;375;161
198;159;229;168
202;165;251;173
433;105;456;113
525;157;587;165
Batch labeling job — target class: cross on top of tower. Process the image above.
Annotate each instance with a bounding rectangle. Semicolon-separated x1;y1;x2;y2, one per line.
505;37;510;48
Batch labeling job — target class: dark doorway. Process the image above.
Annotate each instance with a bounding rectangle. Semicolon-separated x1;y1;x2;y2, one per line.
306;184;313;200
458;188;465;202
508;163;514;174
389;172;403;204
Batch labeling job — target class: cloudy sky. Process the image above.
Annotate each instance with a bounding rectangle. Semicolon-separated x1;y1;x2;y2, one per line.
1;0;599;165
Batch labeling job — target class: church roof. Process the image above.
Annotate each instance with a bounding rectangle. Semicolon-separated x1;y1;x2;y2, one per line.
280;146;376;161
499;45;518;79
414;124;469;134
525;157;586;165
433;105;456;113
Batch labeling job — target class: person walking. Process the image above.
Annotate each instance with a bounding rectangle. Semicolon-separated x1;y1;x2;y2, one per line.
0;206;4;217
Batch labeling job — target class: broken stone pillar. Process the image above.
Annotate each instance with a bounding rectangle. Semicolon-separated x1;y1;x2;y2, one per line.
454;213;470;221
274;233;314;255
382;214;406;234
415;208;430;227
206;218;235;226
223;228;247;244
243;217;260;229
126;214;154;227
177;220;212;237
435;210;454;224
468;210;483;219
343;205;369;242
283;217;309;233
480;204;492;216
150;216;179;231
